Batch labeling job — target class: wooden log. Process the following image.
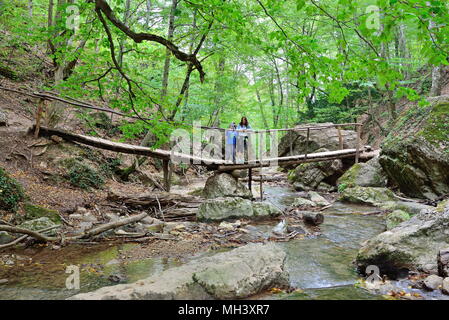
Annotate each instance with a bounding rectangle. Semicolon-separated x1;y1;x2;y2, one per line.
34;99;45;138
301;212;324;226
438;248;449;277
355;124;361;164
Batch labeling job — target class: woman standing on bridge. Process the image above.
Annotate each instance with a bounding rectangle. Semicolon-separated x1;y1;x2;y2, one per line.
236;117;253;163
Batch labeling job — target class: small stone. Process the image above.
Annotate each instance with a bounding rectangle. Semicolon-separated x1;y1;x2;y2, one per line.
423;275;443;291
292;197;316;207
52;245;61;250
51;135;63;143
308;191;330;206
0;279;8;285
76;207;88;215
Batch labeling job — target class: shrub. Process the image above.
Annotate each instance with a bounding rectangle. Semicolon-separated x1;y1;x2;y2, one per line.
0;167;25;212
66;161;105;190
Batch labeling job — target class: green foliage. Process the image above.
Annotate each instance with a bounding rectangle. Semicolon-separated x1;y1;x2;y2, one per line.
63;159;105;190
0;167;25;212
337;183;348;193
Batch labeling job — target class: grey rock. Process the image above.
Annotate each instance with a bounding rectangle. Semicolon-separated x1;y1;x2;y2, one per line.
339;186;395;206
356;201;449;276
279;122;357;158
308;191;330;206
68;243;289;300
0;231;14;245
379;100;449;200
442;278;449;295
423;275;443;291
289;155;344;190
203;173;252;199
337;157;387;188
292;197;316;207
197;198;280;221
0;279;8;285
18;217;59;236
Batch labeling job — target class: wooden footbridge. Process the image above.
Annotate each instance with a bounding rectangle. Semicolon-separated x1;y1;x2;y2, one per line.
1;86;375;194
33;124;375;194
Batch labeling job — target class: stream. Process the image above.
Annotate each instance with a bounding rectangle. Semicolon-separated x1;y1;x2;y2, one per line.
0;185;409;300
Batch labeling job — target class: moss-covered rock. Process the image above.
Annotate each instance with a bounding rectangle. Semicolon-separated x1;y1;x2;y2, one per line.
386;210;410;230
0;167;25;212
337;157;387;188
19;217;60;236
339;186;395;206
356;202;449;276
24;203;61;223
379;100;449;200
289;149;344;190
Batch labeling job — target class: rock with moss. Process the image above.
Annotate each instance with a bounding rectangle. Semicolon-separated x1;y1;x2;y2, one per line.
197;198;280;221
308;191;330;206
0;167;25;212
24;203;61;224
337;157;387;188
19;217;60;236
252;202;282;218
356;201;449;276
339;186;395;206
379;100;449;200
386;210;410;230
69;243;289;300
203;173;252;199
380;201;434;216
288;150;344;190
292;197;316;207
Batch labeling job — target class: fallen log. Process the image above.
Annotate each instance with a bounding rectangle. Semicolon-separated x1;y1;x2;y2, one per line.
0;213;148;244
301;212;324;226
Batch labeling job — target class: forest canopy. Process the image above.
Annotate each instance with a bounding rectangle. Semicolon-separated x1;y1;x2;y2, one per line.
0;0;448;145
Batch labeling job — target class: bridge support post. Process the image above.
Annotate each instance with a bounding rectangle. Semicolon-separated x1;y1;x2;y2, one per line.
248;168;252;192
163;159;172;192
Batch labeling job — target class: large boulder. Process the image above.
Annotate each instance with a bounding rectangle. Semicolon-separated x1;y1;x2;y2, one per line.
197;198;281;221
289;151;344;191
68;243;289;300
339;186;395;206
278;122;357;157
337;157;387;188
356;201;449;276
379;99;449;200
203;173;252;199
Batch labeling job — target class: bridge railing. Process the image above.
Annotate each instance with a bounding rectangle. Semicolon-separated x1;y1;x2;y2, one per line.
219;123;362;167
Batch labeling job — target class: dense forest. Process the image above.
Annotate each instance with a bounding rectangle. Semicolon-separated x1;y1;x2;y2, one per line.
0;0;449;302
1;0;448;142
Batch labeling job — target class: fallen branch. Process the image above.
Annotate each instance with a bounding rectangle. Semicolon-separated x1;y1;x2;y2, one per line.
77;212;148;240
0;225;61;250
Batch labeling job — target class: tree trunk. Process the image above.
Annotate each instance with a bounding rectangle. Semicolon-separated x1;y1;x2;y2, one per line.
160;0;178;100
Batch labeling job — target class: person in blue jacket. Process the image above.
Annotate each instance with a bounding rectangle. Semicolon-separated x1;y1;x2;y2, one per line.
225;122;237;162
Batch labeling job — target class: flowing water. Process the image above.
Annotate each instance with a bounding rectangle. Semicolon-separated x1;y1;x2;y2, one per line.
0;186;393;300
